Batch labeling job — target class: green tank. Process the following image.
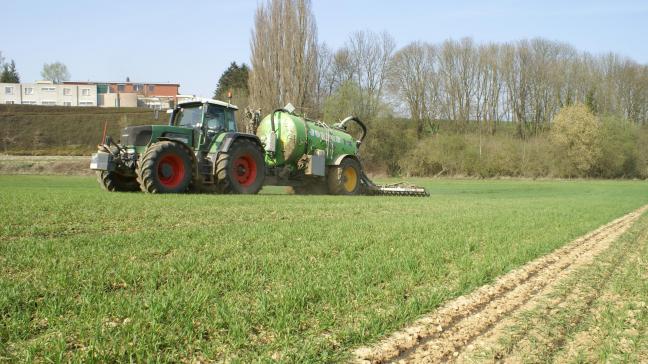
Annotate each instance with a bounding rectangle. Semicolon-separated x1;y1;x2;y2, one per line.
256;111;358;169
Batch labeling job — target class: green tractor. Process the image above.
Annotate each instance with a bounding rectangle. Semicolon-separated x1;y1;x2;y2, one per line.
90;99;427;196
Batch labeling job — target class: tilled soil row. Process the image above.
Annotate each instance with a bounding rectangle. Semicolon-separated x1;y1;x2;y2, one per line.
352;205;648;364
468;224;644;364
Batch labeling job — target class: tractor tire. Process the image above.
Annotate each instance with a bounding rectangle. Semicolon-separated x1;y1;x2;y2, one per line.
327;157;363;195
137;141;193;193
96;171;140;192
215;138;265;194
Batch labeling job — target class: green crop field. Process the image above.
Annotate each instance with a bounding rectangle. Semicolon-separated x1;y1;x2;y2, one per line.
1;176;648;362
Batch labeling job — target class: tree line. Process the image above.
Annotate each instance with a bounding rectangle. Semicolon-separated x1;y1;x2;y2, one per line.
242;0;648;139
212;0;647;179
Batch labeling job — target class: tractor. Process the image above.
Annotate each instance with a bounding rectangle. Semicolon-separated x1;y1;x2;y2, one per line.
90;99;428;196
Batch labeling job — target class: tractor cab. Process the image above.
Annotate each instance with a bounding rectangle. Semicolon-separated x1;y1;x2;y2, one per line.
165;99;240;153
170;99;238;133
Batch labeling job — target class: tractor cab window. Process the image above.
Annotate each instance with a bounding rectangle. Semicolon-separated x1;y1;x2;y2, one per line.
225;109;237;131
175;104;203;128
205;104;237;132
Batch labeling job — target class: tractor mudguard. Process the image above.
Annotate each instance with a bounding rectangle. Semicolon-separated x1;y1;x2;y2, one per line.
218;133;262;153
330;154;360;166
157;137;191;150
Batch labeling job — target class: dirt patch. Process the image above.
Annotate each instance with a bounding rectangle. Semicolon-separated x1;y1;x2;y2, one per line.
352;205;648;363
0;155;92;175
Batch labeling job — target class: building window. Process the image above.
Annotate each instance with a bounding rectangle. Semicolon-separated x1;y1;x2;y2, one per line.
81;88;91;96
63;88;71;96
5;101;14;104
79;101;94;106
42;101;56;106
133;84;143;92
148;85;155;92
118;84;125;92
63;102;72;106
4;87;13;95
24;87;33;95
42;87;56;92
22;101;37;105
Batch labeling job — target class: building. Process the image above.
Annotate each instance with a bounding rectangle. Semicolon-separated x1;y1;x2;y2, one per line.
0;81;97;106
63;81;180;109
1;80;181;109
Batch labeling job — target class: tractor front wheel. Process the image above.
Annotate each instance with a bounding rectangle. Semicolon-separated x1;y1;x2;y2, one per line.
96;171;140;192
137;141;193;193
327;158;363;195
216;138;265;194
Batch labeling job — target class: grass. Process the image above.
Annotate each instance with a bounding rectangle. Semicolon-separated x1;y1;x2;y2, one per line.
1;176;648;362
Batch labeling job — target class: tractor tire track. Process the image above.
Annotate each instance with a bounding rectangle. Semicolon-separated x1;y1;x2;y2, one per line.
352;205;648;364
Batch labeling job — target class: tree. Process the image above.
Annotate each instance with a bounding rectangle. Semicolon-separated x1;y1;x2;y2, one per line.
388;41;437;138
248;0;318;115
346;30;396;119
550;104;601;176
322;80;363;121
214;62;249;99
41;62;70;84
314;43;334;115
214;62;250;128
0;60;20;83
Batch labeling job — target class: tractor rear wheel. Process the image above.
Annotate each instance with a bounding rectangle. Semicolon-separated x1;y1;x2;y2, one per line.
327;158;363;195
215;138;265;194
96;171;140;192
137;141;193;193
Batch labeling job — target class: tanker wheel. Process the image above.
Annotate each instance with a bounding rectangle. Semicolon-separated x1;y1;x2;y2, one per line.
96;170;140;192
327;158;362;195
215;138;265;194
137;141;193;193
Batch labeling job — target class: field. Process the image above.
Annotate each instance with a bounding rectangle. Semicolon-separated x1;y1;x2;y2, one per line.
1;176;648;362
0;105;163;155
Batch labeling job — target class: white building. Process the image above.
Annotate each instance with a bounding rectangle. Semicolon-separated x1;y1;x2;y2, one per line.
0;81;97;106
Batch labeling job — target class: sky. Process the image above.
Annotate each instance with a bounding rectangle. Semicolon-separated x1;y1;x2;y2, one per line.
2;0;647;97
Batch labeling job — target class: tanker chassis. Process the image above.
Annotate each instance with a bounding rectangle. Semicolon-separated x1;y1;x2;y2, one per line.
90;99;427;196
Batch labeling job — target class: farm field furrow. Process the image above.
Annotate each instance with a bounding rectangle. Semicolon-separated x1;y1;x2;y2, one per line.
354;204;646;363
459;209;648;363
1;176;648;362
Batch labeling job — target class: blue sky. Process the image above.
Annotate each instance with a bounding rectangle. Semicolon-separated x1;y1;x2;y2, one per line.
2;0;647;97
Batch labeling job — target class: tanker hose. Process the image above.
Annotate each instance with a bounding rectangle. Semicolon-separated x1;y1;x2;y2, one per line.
270;108;288;133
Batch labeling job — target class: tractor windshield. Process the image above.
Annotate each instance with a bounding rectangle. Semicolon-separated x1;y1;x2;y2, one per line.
204;104;237;132
175;104;203;128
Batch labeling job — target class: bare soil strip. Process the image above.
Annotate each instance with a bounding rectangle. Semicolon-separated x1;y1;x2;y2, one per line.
352;205;648;363
0;155;90;175
467;224;648;364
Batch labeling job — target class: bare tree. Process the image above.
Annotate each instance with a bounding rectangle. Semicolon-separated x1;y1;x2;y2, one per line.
388;41;437;138
346;30;396;119
314;42;333;115
248;0;318;115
